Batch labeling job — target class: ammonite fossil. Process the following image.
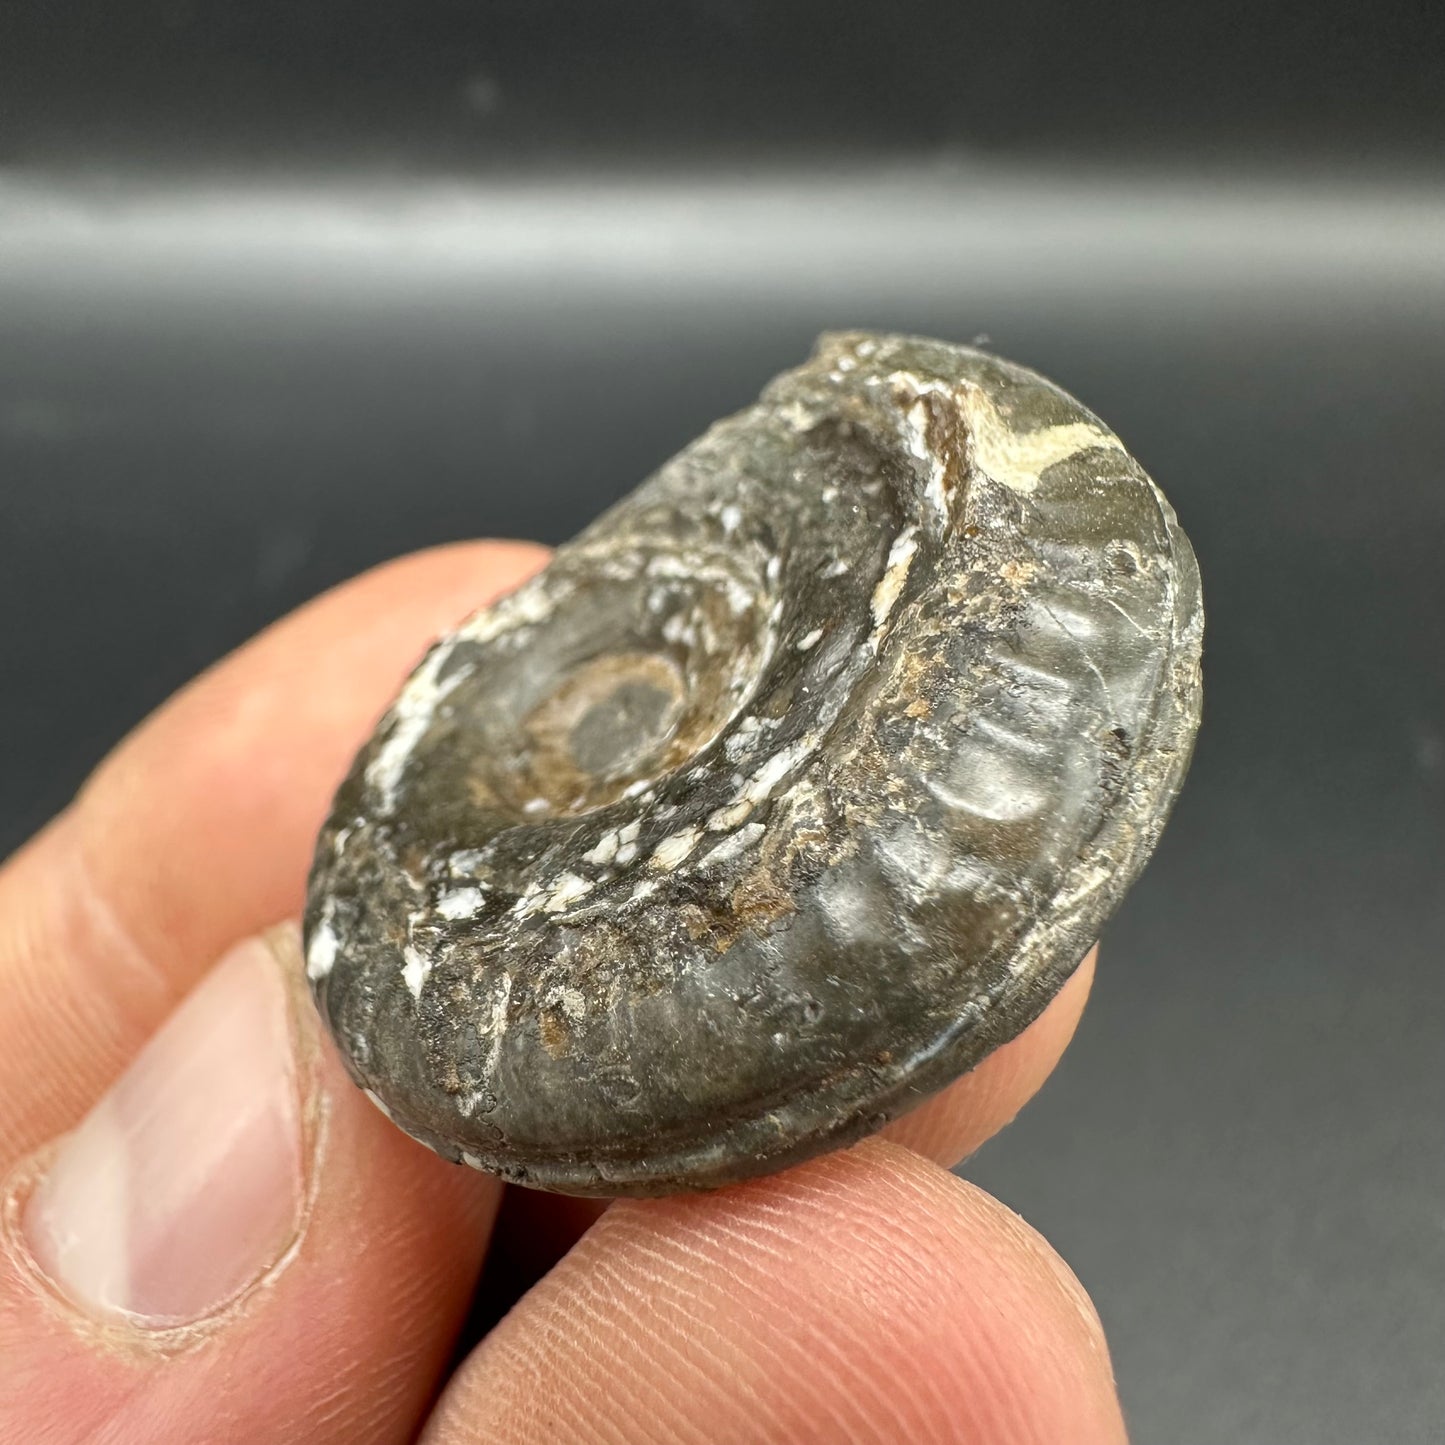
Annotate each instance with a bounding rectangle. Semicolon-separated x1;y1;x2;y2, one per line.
304;332;1203;1196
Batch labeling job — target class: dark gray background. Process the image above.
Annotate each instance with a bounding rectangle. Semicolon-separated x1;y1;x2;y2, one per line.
2;5;1443;1442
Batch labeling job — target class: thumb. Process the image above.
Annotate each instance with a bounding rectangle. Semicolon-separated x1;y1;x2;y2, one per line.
2;926;499;1445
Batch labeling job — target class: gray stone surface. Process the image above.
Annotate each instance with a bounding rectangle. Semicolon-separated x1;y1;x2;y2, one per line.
304;332;1203;1194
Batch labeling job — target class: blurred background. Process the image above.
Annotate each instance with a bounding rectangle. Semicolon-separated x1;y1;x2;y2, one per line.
2;4;1442;1440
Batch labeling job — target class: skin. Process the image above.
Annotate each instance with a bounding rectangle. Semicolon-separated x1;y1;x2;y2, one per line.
0;541;1126;1444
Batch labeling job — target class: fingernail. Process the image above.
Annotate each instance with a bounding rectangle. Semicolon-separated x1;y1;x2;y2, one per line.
23;935;306;1326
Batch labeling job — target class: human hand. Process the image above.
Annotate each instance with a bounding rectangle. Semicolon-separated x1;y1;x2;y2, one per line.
0;542;1126;1444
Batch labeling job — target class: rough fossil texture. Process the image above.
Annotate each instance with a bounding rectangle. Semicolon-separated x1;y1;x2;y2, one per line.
304;332;1204;1196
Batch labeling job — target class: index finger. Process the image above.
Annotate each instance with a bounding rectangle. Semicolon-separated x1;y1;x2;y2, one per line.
0;539;547;1164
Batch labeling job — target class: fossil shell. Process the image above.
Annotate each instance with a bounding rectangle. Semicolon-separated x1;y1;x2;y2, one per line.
304;332;1203;1196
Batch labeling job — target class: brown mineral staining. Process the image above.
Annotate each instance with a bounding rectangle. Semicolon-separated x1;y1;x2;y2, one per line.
305;332;1203;1197
538;1011;570;1058
726;869;796;937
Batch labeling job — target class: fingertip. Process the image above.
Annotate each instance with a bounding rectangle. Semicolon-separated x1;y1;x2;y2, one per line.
0;923;504;1445
427;1136;1124;1445
87;538;551;835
